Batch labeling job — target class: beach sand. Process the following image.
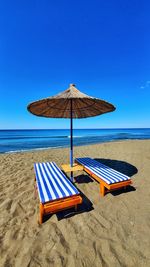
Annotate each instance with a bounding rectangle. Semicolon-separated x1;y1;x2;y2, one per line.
0;140;150;267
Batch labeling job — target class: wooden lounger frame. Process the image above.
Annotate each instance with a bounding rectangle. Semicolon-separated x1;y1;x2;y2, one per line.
39;195;82;224
75;163;132;197
34;176;82;224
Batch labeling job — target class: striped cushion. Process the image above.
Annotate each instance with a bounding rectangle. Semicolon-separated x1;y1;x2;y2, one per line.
34;162;80;204
76;157;130;185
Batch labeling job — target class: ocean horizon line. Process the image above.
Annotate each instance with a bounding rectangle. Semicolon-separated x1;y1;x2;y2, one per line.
0;127;150;131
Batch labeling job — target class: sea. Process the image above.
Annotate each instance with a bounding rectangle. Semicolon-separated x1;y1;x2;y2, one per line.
0;128;150;154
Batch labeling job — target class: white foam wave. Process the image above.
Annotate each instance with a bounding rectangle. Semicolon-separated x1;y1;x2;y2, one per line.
4;146;64;154
67;135;83;138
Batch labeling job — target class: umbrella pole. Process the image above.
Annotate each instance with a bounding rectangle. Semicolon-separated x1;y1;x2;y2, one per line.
70;100;73;181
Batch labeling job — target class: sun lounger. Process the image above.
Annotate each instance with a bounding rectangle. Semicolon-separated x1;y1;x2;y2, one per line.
75;157;132;196
34;162;82;223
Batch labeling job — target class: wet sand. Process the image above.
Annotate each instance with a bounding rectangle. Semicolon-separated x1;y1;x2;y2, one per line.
0;140;150;267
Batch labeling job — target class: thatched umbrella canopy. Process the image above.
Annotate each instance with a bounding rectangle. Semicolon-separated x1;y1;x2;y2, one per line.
27;84;115;119
27;84;116;176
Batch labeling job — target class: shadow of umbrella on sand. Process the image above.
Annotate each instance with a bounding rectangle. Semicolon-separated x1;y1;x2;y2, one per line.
27;84;116;180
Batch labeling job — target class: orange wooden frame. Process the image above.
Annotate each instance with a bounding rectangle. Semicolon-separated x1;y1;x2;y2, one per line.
39;195;82;224
34;175;82;223
83;167;132;197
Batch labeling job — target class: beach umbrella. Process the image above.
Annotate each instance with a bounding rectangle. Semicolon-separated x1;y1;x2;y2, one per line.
27;84;116;176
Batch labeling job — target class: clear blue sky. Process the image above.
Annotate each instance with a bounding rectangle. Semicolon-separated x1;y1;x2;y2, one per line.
0;0;150;129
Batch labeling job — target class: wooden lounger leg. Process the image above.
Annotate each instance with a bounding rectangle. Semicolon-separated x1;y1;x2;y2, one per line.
39;203;44;224
100;184;105;197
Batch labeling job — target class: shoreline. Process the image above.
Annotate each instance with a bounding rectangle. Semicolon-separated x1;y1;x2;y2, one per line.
0;139;150;266
1;138;150;155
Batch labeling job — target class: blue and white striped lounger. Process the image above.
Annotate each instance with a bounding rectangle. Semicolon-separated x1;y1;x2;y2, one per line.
34;162;82;223
75;157;132;196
